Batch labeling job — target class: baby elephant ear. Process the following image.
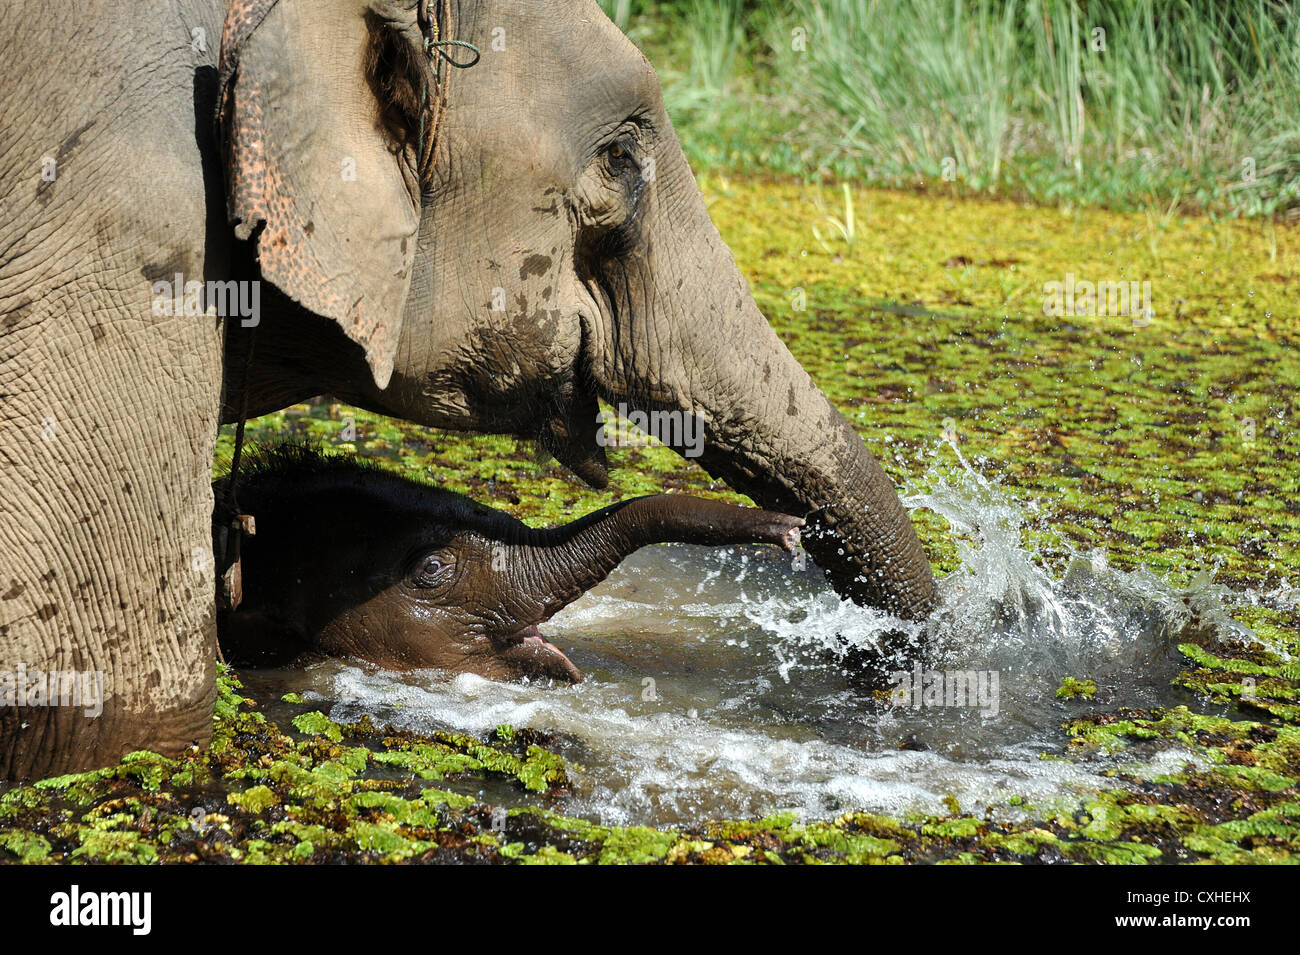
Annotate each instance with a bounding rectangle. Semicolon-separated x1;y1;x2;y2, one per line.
218;0;426;389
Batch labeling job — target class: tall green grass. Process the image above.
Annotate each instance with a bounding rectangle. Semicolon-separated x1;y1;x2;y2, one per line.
598;0;1300;217
776;0;1300;215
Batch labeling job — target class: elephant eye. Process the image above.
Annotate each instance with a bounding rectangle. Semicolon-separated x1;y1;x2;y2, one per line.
604;136;637;176
412;552;455;588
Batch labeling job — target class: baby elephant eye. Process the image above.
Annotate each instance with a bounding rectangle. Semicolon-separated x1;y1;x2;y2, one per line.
413;553;454;588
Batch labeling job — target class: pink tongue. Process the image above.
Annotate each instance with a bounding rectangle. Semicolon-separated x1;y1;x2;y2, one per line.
512;624;557;648
522;629;558;649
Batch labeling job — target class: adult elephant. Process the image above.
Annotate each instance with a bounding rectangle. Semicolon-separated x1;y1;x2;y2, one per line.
0;0;934;779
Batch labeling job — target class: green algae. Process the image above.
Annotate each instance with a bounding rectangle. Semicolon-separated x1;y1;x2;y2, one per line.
1182;801;1300;863
228;785;278;815
922;817;982;839
292;711;344;742
1057;677;1098;700
1063;705;1299;810
0;830;50;863
370;735;569;793
1173;642;1300;723
0;667;586;865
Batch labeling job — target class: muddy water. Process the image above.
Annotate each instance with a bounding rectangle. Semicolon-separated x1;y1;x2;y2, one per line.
240;450;1271;829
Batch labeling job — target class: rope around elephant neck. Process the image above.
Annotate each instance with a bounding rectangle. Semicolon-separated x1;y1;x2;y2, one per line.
416;0;480;185
216;322;257;625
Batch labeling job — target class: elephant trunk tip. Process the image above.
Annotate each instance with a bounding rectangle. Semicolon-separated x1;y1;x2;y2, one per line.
761;514;804;553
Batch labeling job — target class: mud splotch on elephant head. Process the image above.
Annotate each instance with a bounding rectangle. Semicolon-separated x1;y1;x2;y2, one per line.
213;446;804;682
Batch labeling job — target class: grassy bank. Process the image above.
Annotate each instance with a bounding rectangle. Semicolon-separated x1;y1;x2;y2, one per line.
605;0;1300;218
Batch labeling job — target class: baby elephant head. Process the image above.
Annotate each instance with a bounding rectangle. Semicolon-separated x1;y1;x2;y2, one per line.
215;447;803;683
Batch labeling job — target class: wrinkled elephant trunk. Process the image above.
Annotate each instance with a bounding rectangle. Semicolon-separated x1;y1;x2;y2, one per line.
513;496;804;620
589;141;937;623
691;304;937;621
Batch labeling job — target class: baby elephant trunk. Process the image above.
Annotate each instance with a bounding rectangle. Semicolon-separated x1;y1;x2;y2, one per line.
516;496;804;617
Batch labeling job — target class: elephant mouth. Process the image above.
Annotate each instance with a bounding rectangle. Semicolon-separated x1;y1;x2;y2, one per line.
496;625;584;684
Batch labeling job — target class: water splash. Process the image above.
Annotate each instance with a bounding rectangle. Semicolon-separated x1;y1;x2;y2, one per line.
899;441;1253;677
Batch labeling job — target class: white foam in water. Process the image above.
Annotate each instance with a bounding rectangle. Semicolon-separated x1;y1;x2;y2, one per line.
303;443;1261;828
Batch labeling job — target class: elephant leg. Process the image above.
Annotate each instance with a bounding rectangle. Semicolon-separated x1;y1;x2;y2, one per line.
0;295;224;778
0;7;227;778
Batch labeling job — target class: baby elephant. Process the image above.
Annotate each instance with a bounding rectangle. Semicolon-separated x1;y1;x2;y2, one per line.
214;446;803;683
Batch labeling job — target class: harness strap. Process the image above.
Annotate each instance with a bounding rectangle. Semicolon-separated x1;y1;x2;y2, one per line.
416;0;480;185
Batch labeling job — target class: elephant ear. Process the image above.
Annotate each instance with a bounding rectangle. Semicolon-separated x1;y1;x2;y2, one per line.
218;0;428;389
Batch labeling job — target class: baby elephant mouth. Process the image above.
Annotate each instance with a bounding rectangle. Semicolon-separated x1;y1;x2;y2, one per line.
495;625;584;684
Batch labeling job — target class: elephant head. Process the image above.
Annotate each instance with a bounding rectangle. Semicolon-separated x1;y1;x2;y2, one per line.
217;446;804;681
222;0;937;624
